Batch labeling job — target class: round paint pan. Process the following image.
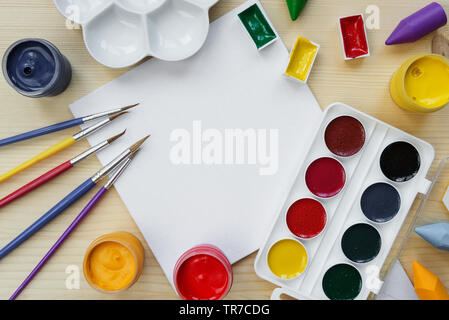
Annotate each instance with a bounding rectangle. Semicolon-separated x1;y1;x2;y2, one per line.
361;182;401;223
286;198;327;240
341;223;381;263
380;141;421;182
324;115;366;157
322;263;362;300
267;238;308;280
305;157;346;198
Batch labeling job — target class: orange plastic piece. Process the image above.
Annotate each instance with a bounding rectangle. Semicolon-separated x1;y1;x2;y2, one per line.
413;261;449;300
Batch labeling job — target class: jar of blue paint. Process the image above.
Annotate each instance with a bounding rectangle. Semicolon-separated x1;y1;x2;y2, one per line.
2;38;72;98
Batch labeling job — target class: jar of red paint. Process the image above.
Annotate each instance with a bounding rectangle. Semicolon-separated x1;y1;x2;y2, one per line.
173;244;233;300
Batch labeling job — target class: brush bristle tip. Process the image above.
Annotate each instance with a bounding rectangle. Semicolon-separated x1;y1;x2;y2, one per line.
122;103;140;111
107;130;127;144
109;111;127;121
129;135;151;151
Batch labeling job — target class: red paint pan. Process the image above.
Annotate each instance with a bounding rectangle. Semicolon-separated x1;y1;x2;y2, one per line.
324;115;366;157
305;157;346;198
286;198;327;239
339;14;370;59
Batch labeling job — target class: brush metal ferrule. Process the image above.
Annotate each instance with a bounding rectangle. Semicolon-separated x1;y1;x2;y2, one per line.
104;157;133;190
72;118;110;141
90;148;132;184
81;108;122;122
70;139;109;166
81;104;137;122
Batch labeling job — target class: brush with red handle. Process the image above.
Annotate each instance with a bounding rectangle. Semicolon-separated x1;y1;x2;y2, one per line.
0;130;125;208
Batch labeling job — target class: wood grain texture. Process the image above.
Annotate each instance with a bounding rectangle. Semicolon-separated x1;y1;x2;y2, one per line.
432;26;449;57
0;0;448;300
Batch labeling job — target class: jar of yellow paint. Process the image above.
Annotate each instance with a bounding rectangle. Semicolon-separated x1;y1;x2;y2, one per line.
83;232;144;293
390;54;449;113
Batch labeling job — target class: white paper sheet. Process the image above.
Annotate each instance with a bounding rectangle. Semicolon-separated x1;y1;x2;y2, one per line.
377;260;418;300
70;0;322;289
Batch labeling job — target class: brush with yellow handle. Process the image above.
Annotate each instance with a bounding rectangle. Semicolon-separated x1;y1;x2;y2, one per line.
0;112;127;183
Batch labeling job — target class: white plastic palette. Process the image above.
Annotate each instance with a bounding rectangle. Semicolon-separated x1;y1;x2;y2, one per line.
53;0;218;67
254;102;435;300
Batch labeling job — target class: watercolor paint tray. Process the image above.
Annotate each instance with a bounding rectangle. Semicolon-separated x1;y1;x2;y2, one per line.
254;102;435;300
53;0;219;67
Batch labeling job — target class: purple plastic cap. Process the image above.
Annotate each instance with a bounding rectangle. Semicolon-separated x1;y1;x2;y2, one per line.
386;2;447;45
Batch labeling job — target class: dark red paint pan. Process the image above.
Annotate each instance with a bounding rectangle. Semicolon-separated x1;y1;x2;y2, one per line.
339;15;370;59
325;116;366;157
286;198;327;239
305;157;346;198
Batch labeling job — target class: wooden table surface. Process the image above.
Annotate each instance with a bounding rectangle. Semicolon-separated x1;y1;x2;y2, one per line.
0;0;448;300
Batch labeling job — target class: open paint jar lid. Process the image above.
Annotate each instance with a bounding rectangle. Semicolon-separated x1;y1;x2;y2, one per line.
173;244;233;300
2;38;72;98
83;232;145;293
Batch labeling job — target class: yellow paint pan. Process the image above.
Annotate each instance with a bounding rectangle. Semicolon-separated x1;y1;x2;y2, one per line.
284;36;320;83
267;238;308;280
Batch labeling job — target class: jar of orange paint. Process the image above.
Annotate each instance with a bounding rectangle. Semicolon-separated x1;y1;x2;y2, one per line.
83;232;144;293
390;54;449;113
173;244;233;300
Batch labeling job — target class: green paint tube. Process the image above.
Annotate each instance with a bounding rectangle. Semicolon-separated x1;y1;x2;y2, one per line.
286;0;308;21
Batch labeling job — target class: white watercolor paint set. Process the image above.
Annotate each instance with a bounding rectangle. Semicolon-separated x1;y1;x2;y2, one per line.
254;102;435;300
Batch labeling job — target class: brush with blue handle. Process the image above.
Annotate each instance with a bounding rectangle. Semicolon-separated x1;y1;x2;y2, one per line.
0;103;138;147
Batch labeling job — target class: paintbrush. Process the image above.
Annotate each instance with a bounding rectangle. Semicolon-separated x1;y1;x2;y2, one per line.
9;150;140;300
0;130;126;208
0;112;127;183
0;135;150;260
0;103;138;147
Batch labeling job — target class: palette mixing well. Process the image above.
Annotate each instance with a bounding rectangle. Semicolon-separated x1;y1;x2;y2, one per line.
254;102;434;300
53;0;219;67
